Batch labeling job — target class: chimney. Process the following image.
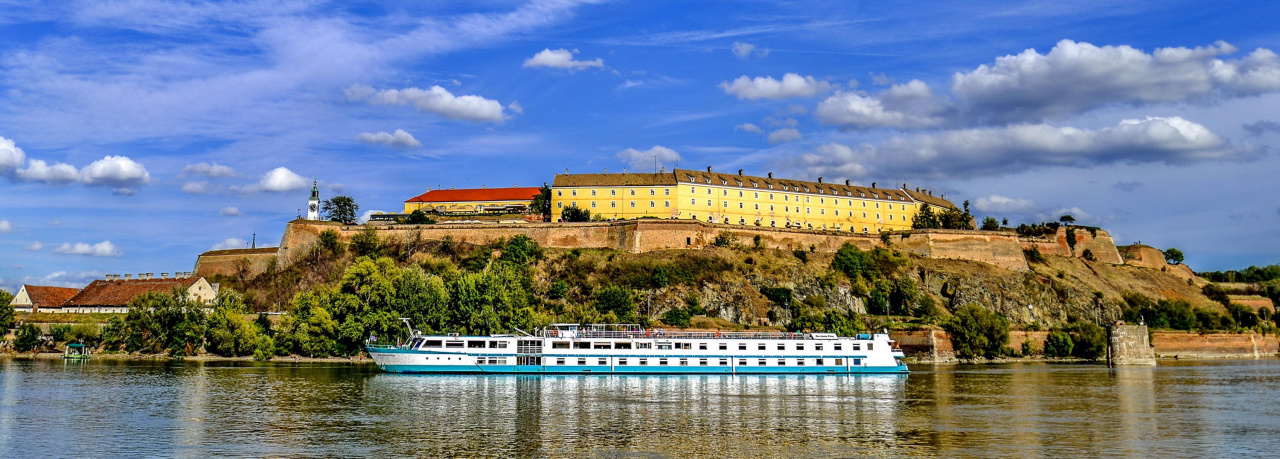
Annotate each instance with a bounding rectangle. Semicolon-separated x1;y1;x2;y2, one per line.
147;272;154;280
738;169;743;175
125;274;132;280
818;177;823;183
706;166;712;173
660;167;665;173
161;273;169;279
871;182;877;189
767;172;773;178
845;180;851;186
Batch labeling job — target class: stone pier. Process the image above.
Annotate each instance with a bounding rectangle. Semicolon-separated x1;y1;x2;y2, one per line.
1108;323;1156;366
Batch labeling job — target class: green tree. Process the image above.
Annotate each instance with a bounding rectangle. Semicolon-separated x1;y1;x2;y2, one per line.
1064;322;1106;360
593;286;637;323
350;226;383;257
1163;247;1185;265
405;209;435;224
561;204;590;222
529;184;552;219
1043;331;1074;357
498;235;542;266
14;324;42;352
1059;214;1075;225
980;217;1000;231
317;229;345;255
49;324;72;342
322;195;359;224
944;304;1010;359
662;308;691;327
0;288;14;330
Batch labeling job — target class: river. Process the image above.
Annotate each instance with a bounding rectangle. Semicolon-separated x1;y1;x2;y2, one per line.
1;357;1276;457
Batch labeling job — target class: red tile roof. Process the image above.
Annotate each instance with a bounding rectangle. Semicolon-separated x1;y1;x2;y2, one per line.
405;187;541;204
63;278;201;307
21;285;81;308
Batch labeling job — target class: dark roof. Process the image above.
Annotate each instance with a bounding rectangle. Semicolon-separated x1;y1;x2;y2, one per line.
672;169;918;203
63;277;201;307
20;285;81;308
903;189;959;210
552;173;676;188
405;187;542;204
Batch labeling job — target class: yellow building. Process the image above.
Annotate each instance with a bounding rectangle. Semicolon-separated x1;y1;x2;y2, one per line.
404;186;542;214
550;168;956;233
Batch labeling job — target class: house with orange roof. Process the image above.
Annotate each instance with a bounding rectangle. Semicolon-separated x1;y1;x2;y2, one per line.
59;273;220;314
9;285;82;314
403;186;542;214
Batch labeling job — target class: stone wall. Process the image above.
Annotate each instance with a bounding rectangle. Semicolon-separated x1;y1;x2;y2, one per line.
895;328;1277;362
1020;227;1124;264
1151;331;1279;359
890;230;1030;272
193;248;278;278
1118;244;1198;282
1108;324;1156;366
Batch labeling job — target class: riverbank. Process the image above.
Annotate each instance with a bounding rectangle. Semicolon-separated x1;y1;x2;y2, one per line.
895;329;1280;363
1;351;377;365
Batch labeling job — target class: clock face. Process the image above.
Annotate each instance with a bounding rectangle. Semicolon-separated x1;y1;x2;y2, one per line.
309;203;318;212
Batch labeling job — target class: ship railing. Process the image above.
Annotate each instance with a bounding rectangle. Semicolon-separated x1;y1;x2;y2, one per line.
537;329;827;340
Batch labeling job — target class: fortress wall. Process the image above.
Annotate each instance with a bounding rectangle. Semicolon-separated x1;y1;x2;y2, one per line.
1118;244;1199;282
1020;227;1123;264
894;230;1030;272
1151;331;1279;358
193;249;278;278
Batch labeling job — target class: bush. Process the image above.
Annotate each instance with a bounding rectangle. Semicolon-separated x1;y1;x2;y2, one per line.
405;209;435;225
14;324;42;352
1082;249;1096;261
981;217;1000;231
593;286;636;323
1064;322;1106;360
712;232;736;248
684;295;706;316
793;249;809;263
498;234;542;266
944;304;1010;359
49;324;73;342
1020;340;1039;357
350;226;383;258
547;280;569;300
561;205;590;222
1043;331;1073;357
662;308;691;328
1023;246;1045;263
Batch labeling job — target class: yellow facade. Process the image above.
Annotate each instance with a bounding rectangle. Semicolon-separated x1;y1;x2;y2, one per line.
551;169;954;234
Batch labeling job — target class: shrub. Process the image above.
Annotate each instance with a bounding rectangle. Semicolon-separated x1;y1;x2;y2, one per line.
1082;249;1096;261
14;324;42;352
405;209;435;225
547;280;569;300
1043;331;1073;357
759;287;793;308
350;226;383;257
498;234;542;266
1020;340;1039;357
793;249;809;263
593;286;637;323
561;205;590;222
1023;246;1045;263
684;295;706;316
944;304;1010;359
662;308;691;328
712;232;736;247
752;234;763;249
49;324;73;342
1064;322;1106;360
981;217;1000;231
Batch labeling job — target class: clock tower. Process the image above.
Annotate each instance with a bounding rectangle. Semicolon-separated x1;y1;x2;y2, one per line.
306;181;320;220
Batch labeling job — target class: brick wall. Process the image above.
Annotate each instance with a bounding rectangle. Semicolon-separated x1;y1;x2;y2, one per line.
1151;331;1279;358
891;230;1030;272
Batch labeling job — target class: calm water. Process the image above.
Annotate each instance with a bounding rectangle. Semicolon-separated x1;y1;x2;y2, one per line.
1;358;1277;458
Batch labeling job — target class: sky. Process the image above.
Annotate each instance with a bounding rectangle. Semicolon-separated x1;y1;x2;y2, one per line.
1;0;1278;293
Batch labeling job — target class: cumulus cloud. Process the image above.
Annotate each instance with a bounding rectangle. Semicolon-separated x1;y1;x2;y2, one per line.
871;73;896;85
24;241;42;251
16;159;80;184
80;155;151;187
346;84;506;123
182;162;235;178
220;206;240;216
0;137;24;170
53;240;122;257
357;129;421;149
181;181;212;194
731;42;767;59
357;209;386;224
799;117;1261;180
768;128;803;144
721;73;833;100
522;48;604;71
0;220;10;232
951;40;1280;122
616;145;681;172
815;80;951;129
259;167;308;192
1043;207;1101;226
211;238;247;251
1244;120;1280;136
974;195;1040;214
735;123;763;133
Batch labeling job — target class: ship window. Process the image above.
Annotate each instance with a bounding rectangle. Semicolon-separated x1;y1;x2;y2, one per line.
573;342;590;349
796;359;806;366
719;359;728;366
639;358;648;365
758;359;767;366
578;358;587;365
777;359;786;366
468;341;486;348
853;358;862;366
699;359;708;366
816;358;824;366
680;359;689;366
552;341;570;349
615;342;632;349
637;343;652;349
868;343;874;350
815;343;823;351
719;343;727;350
598;358;608;365
556;358;566;365
593;342;611;349
835;358;843;365
424;340;442;348
659;358;668;366
739;359;748;366
446;341;464;348
757;343;766;350
699;343;708;350
489;341;508;348
795;344;804;351
657;343;673;350
739;343;747;350
619;358;628;365
679;343;692;350
834;343;842;351
777;344;785;351
852;343;861;351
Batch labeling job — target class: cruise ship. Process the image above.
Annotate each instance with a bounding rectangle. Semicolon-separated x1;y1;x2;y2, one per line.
365;322;908;374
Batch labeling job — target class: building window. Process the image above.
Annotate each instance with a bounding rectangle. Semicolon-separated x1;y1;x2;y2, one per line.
691;187;696;193
611;190;616;196
650;201;655;207
591;201;596;208
664;201;670;207
591;190;596;196
650;189;655;195
707;199;711;206
571;190;577;197
630;189;635;196
557;190;562;197
739;203;743;208
665;189;670;195
557;202;562;208
630;201;636;208
610;202;616;208
738;191;743;197
754;193;759;199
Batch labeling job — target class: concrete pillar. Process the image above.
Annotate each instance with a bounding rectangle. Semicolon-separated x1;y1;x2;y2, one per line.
1108;323;1156;366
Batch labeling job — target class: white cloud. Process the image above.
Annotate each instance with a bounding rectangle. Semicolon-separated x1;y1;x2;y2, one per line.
259;167;308;192
357;129;422;149
951;40;1280;122
0;220;10;232
220;206;241;216
616;145;681;172
974;195;1040;214
25;241;42;251
721;73;833;100
53;240;122;257
80;155;151;187
346;84;506;123
767;128;802;144
211;238;247;251
111;187;135;196
1042;207;1102;226
732;42;768;59
16;159;80;184
799;116;1261;180
181;181;212;194
357;209;387;224
507;101;523;114
182;162;235;178
522;48;604;71
735;123;763;133
0;137;25;170
815;80;951;129
871;73;896;85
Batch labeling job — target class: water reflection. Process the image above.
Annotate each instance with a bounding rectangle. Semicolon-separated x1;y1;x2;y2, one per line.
2;358;1278;457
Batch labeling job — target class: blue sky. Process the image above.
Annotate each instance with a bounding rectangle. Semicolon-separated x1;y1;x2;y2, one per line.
2;0;1279;292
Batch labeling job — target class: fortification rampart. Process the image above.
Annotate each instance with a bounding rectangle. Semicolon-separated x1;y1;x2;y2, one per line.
1118;244;1199;282
1019;227;1124;264
193;248;278;278
890;229;1030;272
